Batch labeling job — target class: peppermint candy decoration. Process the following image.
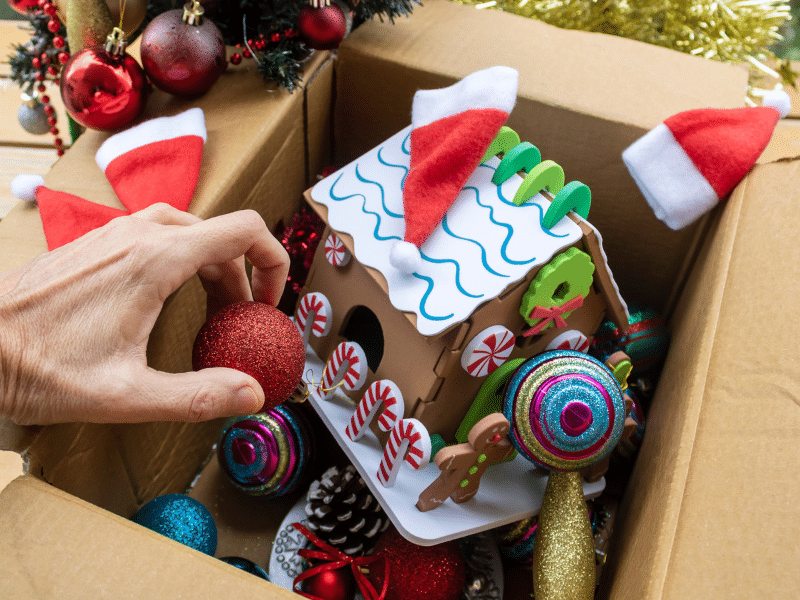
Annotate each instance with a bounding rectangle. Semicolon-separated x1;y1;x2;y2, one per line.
346;379;404;441
461;325;515;377
320;341;368;400
324;232;351;267
502;350;625;471
377;418;431;487
295;292;332;348
545;329;590;353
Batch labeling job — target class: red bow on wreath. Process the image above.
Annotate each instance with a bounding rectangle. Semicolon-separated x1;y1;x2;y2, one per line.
291;522;389;600
522;295;584;337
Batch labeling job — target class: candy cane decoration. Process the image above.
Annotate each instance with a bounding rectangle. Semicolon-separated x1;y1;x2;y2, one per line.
345;380;405;441
320;341;368;400
324;232;351;267
461;325;515;377
295;292;332;348
545;329;590;353
377;418;431;488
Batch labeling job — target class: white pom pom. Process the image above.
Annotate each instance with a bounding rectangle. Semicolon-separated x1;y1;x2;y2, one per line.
10;174;45;202
389;240;422;273
762;89;792;119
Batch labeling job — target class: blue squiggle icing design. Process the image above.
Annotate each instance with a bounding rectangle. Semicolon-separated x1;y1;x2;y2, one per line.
355;164;402;219
330;172;401;242
440;215;509;278
467;186;538;266
412;273;455;321
377;147;409;191
401;132;410;155
420;252;483;299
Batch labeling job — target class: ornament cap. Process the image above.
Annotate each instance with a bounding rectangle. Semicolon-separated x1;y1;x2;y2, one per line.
104;27;128;56
183;0;205;25
20;91;39;109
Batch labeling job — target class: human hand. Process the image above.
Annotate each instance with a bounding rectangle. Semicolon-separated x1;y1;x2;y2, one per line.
0;203;289;426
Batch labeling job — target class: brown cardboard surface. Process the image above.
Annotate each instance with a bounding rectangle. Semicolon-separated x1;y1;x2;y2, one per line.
334;0;749;315
0;475;298;599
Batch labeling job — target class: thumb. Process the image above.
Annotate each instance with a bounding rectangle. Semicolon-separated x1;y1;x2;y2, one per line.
133;367;265;422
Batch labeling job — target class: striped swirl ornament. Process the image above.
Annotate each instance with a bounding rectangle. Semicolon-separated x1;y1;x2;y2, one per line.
502;350;625;472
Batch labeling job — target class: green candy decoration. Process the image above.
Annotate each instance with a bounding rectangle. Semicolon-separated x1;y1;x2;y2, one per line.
481;125;521;163
492;141;542;185
543;181;591;229
513;160;565;206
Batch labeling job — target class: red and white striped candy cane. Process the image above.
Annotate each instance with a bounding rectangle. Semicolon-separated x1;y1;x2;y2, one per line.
545;329;590;353
295;292;332;348
461;325;515;377
320;341;368;400
345;380;405;441
377;418;431;488
324;232;351;267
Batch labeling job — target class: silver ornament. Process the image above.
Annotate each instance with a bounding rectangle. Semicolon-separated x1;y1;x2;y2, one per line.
17;93;50;135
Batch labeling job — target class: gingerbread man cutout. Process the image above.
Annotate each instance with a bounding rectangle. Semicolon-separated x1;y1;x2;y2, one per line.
416;413;514;512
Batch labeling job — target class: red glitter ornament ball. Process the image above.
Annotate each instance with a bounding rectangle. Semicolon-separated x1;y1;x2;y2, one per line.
192;302;305;412
140;5;227;97
59;45;147;131
297;2;349;50
367;529;465;600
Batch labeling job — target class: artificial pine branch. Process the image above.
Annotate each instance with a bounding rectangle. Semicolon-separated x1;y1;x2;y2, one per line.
7;12;68;96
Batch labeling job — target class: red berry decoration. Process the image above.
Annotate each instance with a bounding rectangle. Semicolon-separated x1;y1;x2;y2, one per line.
192;301;305;412
367;529;466;600
140;0;227;97
297;1;351;51
60;28;147;131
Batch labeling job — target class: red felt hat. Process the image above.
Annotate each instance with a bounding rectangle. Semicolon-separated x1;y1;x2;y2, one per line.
389;67;519;272
622;90;790;230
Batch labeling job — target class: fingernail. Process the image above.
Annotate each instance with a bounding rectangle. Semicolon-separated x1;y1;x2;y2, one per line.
236;386;261;414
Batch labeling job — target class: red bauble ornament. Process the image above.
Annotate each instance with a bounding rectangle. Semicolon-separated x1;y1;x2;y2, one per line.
367;529;466;600
192;302;305;412
297;2;350;51
8;0;40;14
302;567;356;600
59;28;147;131
140;0;227;97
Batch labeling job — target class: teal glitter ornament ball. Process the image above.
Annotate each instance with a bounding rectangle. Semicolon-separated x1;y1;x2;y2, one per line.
131;494;217;555
219;556;270;580
590;304;669;376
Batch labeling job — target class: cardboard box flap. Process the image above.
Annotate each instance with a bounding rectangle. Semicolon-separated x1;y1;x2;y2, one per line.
604;158;800;598
0;475;297;599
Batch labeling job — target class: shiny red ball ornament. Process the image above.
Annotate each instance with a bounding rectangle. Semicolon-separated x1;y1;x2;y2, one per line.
140;0;227;97
59;28;147;131
7;0;40;14
192;302;305;412
297;2;349;51
302;567;356;600
367;529;465;600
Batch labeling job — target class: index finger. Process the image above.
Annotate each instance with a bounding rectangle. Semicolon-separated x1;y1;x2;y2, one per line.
173;210;289;306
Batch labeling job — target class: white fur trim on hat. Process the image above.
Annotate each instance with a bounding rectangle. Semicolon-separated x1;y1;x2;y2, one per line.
412;66;519;129
622;123;718;230
389;240;422;273
95;107;206;172
762;89;791;119
11;174;45;202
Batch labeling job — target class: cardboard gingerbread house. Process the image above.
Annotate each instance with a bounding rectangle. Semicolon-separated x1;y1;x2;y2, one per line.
297;121;630;442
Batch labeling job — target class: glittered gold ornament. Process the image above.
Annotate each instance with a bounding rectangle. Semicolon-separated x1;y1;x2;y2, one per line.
64;0;115;53
532;470;595;600
55;0;147;38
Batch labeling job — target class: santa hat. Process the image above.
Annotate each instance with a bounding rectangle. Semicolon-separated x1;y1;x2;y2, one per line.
389;66;519;272
622;90;790;230
11;108;206;250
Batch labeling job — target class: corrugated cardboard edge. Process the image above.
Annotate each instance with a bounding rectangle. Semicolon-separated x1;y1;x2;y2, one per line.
0;474;299;599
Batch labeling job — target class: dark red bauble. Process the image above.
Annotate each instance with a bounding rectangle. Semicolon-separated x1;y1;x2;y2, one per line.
297;3;348;51
59;46;147;131
367;529;466;600
192;302;305;412
302;567;356;600
8;0;39;14
140;8;227;96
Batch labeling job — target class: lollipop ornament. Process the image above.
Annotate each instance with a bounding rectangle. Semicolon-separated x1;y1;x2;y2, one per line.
503;350;626;600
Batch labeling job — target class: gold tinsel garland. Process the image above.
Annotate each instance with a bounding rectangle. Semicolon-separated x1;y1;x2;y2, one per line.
451;0;794;100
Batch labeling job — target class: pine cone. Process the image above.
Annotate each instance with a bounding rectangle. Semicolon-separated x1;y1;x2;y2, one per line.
304;464;390;556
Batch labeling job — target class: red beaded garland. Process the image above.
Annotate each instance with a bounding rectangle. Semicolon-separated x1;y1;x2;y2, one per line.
192;302;305;412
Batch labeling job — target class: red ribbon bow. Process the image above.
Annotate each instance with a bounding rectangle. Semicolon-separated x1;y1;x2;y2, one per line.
522;295;585;337
291;522;389;600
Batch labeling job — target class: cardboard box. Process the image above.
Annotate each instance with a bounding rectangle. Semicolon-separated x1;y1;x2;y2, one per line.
3;1;799;598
